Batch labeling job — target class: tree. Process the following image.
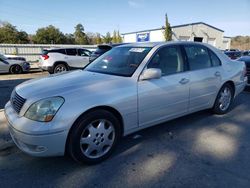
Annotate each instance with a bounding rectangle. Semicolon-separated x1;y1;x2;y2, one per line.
17;31;30;43
95;33;102;44
0;22;29;44
86;32;97;45
117;30;123;43
64;33;75;44
112;30;117;43
102;32;112;43
32;25;66;44
74;23;88;44
163;13;172;41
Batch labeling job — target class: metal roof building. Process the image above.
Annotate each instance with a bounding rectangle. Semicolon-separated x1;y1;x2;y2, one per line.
121;22;231;50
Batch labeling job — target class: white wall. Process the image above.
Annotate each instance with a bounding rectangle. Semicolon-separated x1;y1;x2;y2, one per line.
0;44;96;62
122;23;230;50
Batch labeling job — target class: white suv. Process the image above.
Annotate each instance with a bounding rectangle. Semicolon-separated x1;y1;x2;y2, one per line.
39;48;91;74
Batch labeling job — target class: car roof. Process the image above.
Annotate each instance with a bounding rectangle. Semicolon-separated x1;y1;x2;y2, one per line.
119;41;214;48
44;47;88;51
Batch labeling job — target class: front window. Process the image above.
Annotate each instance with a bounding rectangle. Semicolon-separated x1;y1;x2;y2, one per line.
86;47;152;77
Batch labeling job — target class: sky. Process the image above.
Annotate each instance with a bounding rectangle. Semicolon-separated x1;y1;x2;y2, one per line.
0;0;249;37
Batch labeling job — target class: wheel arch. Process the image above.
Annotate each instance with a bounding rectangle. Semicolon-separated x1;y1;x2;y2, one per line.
224;80;235;97
212;80;235;108
65;105;124;155
53;61;69;69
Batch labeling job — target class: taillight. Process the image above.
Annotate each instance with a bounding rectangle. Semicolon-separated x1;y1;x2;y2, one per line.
42;54;49;60
243;66;247;77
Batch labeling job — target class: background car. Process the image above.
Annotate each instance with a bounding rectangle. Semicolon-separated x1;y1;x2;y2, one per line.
0;53;30;74
39;47;92;74
224;51;242;59
242;50;250;56
89;43;129;62
5;42;247;164
237;56;250;87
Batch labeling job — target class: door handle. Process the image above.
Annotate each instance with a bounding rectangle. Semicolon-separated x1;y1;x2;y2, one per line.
214;71;221;77
179;78;189;84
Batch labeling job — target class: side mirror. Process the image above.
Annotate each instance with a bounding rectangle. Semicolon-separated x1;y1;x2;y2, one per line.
140;68;162;80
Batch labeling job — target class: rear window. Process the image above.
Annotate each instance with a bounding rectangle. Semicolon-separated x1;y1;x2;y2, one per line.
93;48;110;55
93;45;112;55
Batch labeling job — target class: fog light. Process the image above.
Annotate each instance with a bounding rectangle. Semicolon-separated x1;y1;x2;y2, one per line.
35;146;46;152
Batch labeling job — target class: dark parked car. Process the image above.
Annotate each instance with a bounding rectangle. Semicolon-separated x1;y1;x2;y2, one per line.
90;43;129;62
225;51;242;60
237;56;250;86
242;50;250;56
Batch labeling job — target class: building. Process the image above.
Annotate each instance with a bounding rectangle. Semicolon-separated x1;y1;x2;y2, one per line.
122;22;231;50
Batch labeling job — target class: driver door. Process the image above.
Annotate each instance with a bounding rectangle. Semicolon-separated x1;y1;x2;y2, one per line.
77;49;90;68
138;45;190;127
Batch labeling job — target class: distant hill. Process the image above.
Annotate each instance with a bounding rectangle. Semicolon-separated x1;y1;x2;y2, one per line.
231;36;250;50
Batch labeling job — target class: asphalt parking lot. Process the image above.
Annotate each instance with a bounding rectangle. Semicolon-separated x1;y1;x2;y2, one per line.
0;72;250;188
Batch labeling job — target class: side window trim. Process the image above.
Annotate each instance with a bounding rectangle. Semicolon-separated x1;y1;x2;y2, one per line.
180;45;189;71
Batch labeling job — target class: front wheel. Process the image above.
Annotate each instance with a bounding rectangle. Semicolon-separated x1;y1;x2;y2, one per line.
68;110;121;164
212;84;234;114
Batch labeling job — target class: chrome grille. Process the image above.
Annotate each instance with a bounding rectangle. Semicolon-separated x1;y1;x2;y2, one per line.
11;91;26;114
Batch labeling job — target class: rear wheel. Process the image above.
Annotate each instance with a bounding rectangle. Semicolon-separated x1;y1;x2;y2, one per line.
68;110;121;164
9;65;22;74
53;64;68;74
212;83;234;114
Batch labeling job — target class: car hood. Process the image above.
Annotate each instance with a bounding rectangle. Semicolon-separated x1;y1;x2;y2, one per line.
15;70;127;99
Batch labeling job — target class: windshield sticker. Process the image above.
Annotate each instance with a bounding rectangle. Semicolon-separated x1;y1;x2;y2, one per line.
129;48;146;53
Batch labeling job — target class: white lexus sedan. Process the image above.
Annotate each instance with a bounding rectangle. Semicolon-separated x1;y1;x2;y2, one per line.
4;42;247;164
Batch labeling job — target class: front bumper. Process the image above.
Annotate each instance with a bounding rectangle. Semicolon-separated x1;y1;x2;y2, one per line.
22;62;30;72
4;101;68;157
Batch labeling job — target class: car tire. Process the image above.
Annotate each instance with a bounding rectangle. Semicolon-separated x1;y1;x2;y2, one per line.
68;110;121;164
53;64;68;74
212;83;234;115
9;65;22;74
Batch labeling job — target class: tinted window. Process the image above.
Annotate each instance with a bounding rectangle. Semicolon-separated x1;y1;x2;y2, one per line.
93;48;110;55
209;50;221;66
147;46;184;76
78;49;90;56
66;48;77;56
184;45;212;70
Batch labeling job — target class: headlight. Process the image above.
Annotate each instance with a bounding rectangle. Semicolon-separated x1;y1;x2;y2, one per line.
24;97;64;122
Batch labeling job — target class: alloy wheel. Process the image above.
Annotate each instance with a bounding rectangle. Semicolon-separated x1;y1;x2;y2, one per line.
80;119;115;159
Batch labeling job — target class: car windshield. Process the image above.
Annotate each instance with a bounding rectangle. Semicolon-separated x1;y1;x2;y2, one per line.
86;47;152;77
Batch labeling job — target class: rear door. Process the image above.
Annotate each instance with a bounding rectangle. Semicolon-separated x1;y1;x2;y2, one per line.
183;44;222;112
138;45;190;127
